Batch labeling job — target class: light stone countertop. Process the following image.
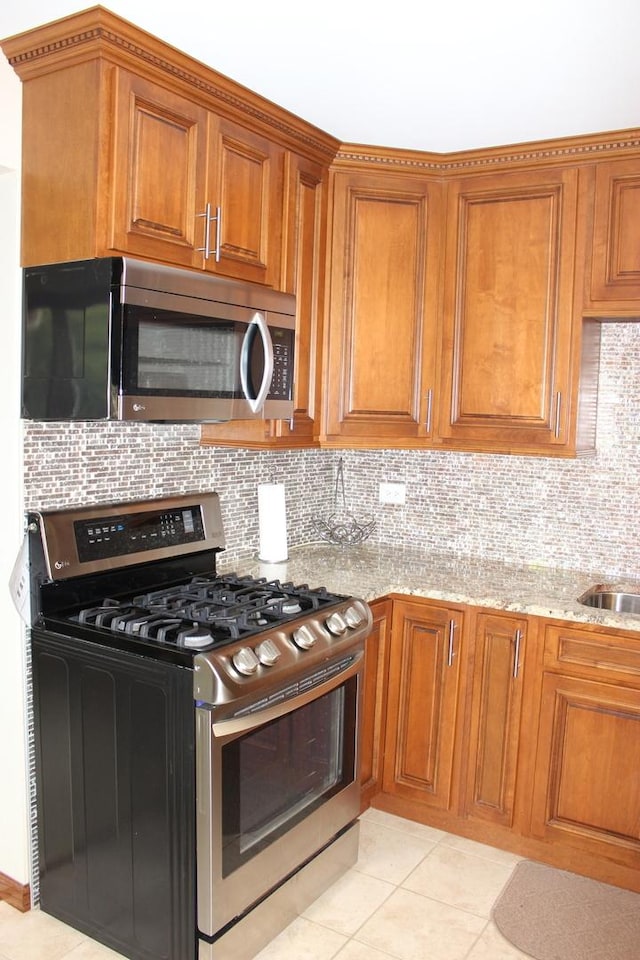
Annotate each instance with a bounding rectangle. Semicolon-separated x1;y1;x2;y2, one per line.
219;541;640;634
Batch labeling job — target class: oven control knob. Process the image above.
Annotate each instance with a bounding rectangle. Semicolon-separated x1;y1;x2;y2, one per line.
325;611;348;636
255;638;280;666
292;624;316;650
232;646;260;676
344;605;364;628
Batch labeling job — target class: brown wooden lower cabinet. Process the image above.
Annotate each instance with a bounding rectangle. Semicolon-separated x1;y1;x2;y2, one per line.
362;597;640;893
359;599;391;809
462;610;529;829
528;621;640;879
381;598;465;812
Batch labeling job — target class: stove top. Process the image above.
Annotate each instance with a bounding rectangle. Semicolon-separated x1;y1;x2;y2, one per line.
70;574;347;652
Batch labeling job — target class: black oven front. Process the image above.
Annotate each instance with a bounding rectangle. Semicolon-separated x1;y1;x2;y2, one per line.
195;651;363;959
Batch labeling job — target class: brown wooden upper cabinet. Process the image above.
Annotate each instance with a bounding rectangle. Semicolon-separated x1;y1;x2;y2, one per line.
111;71;284;286
437;167;597;455
21;66;284;286
201;153;328;448
321;171;443;447
5;6;338;290
586;157;640;316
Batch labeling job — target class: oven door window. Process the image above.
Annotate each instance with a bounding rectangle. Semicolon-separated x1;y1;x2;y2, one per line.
220;679;357;878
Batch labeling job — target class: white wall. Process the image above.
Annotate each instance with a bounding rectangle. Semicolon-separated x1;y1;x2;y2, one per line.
0;54;29;887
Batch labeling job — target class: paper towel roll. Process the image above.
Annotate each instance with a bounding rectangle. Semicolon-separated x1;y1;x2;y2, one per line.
258;482;288;563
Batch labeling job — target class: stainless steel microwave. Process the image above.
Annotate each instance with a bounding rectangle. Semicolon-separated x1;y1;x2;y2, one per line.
22;257;296;423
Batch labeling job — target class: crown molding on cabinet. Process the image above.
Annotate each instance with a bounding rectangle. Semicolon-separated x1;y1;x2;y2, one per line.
4;7;640;175
335;129;640;175
1;5;340;167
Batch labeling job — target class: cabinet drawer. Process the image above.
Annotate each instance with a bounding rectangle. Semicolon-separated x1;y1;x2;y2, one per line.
543;622;640;683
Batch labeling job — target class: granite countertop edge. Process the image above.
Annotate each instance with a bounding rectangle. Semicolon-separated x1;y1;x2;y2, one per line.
220;540;640;635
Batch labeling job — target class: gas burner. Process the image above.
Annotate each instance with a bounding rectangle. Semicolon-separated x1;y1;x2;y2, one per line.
178;624;216;650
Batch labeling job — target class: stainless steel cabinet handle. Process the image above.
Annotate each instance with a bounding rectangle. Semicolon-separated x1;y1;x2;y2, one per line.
554;391;562;438
196;203;221;261
513;629;522;679
197;201;212;258
212;204;221;262
425;388;433;433
447;619;456;667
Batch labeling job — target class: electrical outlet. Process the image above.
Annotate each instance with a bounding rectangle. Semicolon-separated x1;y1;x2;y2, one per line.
379;482;406;505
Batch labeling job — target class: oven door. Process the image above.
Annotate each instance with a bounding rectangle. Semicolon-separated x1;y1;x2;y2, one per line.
195;652;362;939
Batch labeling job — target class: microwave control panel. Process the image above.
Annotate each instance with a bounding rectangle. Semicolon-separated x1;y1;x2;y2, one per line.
269;331;294;400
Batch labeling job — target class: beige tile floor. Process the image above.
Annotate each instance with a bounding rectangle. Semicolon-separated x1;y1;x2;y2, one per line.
0;808;532;960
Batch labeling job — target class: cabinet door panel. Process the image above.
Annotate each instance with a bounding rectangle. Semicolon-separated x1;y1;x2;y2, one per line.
439;168;582;451
531;673;640;862
273;155;326;443
206;119;284;285
350;197;421;415
110;71;207;265
20;60;105;265
588;158;640;313
324;173;442;443
383;602;463;811
465;613;526;827
458;193;556;421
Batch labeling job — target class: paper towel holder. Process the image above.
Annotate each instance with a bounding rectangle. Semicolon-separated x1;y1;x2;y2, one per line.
257;481;289;563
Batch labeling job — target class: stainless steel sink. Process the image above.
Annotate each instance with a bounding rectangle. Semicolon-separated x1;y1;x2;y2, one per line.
578;586;640;615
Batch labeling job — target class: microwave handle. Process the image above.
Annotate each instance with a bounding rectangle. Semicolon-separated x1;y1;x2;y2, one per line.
240;312;274;413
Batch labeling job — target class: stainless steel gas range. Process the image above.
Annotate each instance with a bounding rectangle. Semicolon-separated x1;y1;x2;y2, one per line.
27;492;373;960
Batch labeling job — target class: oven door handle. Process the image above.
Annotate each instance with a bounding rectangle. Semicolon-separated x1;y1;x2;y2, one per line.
210;651;363;742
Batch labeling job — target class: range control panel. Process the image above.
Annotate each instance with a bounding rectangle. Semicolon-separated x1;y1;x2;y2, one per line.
34;492;225;580
74;504;205;562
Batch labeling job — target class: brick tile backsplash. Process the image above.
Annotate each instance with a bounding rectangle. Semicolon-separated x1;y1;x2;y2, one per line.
23;322;640;578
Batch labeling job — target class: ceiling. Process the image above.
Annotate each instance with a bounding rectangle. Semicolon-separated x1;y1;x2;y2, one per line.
2;0;640;153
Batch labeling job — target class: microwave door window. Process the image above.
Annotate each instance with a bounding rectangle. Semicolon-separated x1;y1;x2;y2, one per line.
134;319;239;396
